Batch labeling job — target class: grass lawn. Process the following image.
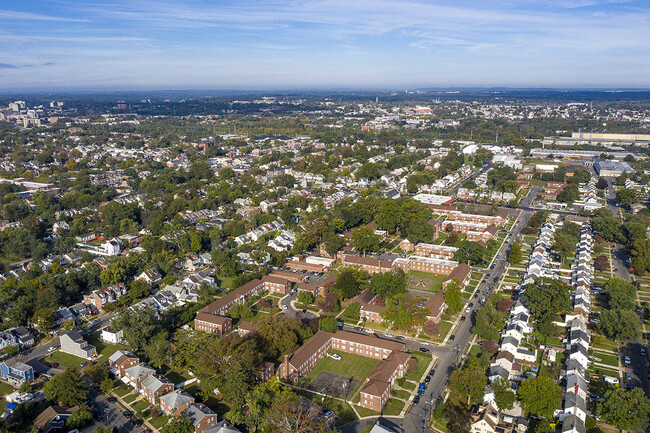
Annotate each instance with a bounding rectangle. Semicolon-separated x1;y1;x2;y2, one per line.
183;383;202;398
396;378;416;391
355;398;404;417
408;271;447;292
132;399;150;413
592;336;619;352
163;369;192;385
432;321;453;343
150;415;171;429
87;332;130;361
113;385;131;397
218;276;237;290
390;389;411;400
204;397;230;417
301;350;380;388
0;381;15;397
405;351;432;382
593;352;619;367
122;393;139;404
44;351;87;370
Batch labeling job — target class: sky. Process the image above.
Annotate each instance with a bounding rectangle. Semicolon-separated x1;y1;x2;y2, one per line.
1;0;650;92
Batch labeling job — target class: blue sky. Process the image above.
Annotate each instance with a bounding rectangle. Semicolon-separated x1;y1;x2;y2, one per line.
1;0;649;91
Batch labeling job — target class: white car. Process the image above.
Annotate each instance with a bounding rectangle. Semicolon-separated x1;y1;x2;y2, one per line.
420;341;430;346
281;304;288;310
384;333;394;338
47;346;58;353
364;328;374;334
327;353;342;361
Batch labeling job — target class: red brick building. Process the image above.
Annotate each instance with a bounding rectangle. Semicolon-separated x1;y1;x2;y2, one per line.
194;312;232;335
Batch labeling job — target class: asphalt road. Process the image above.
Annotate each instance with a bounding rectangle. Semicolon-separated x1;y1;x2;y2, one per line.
87;381;146;433
341;202;535;433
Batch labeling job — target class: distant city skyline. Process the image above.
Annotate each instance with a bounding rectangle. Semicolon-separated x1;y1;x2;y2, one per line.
1;0;650;91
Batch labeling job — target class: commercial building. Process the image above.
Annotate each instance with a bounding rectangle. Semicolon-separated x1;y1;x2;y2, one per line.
593;159;634;177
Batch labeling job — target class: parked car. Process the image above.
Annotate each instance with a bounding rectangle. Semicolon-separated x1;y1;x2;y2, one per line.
449;335;455;341
419;347;429;353
396;336;405;340
625;373;632;381
49;362;59;368
429;369;435;376
424;375;431;383
384;333;394;338
107;397;117;403
327;353;342;361
641;347;646;356
123;411;133;418
47;346;58;353
624;356;631;366
364;328;374;334
413;396;420;405
460;316;466;322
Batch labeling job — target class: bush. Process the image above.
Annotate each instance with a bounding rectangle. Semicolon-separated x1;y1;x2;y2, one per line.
496;299;513;311
297;291;314;305
342;302;361;321
594;255;609;271
424;320;440;336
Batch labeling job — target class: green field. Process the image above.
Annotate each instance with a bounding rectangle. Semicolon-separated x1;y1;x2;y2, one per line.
355;398;404;417
592;351;619;368
301;350;380;388
44;351;88;370
390;389;411;400
405;351;432;382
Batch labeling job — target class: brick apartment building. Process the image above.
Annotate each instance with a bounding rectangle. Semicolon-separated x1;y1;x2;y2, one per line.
340;254;394;274
280;330;410;410
442;263;472;289
194;275;292;334
392;256;459;274
413;243;458;260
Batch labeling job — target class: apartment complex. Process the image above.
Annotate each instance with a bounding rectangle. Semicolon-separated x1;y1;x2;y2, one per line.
279;330;410;410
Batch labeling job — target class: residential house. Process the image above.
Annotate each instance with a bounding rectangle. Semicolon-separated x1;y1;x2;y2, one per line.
109;350;139;377
140;374;174;405
0;359;34;385
59;330;97;360
160;389;196;416
183;403;218;433
101;327;124;344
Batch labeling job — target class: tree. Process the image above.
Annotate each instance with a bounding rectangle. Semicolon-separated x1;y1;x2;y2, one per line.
424;320;440;336
508;243;522;264
144;330;170;368
522;278;571;335
342;302;361;321
43;368;88;406
598;387;650;431
444;405;471;433
623;222;647;245
32;308;55;333
322;232;345;257
616;188;638;207
481;340;499;355
492;377;516;411
221;361;253;407
448;361;487;407
444;279;463;314
368;271;407;300
129;279;151;301
318;316;339;333
66;409;93;429
382;293;428;332
598;309;642;341
225;378;296;432
496;299;513;311
632;238;650;274
255;315;300;360
406;218;435;244
331;269;361;300
454;240;486;266
93;425;112;433
596;177;609;189
517;375;562;419
112;307;158;350
376;200;401;233
161;415;194;433
592;209;624;242
351;226;381;255
604;277;636;311
297;291;314;305
594;255;609;272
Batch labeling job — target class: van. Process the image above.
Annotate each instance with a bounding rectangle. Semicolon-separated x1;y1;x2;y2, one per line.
604;376;619;385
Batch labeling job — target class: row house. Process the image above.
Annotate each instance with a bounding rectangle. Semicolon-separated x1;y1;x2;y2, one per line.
340;253;394;274
413;243;458;260
83;283;127;312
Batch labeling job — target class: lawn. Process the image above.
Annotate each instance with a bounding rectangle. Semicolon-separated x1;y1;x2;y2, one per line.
113;385;131;397
408;271;447;292
396;378;416;391
149;415;171;430
0;381;15;397
44;351;87;370
593;352;619;368
355;398;404;417
405;351;432;382
122;393;138;404
390;389;411;400
162;369;192;385
87;332;130;361
301;350;380;388
132;399;150;413
431;321;453;343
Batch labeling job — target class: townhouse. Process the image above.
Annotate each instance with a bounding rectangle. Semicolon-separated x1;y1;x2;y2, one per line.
59;330;97;360
413;243;458;260
82;283;127;312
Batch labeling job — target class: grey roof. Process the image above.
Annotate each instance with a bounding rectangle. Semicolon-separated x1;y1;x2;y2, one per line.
562;414;587;433
159;389;195;409
124;363;155;380
204;420;242;433
108;349;133;363
182;403;216;425
141;374;171;393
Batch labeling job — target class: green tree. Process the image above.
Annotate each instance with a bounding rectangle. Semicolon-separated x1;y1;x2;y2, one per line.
112;307;158;350
66;409;93;429
623;222;647;245
444;279;463;314
297;291;314;305
605;277;636;311
161;415;194;433
382;293;428;332
598;387;650;431
517;375;562;419
255;315;300;360
493;377;516;411
376;200;401;234
331;269;362;300
318;316;339;333
405;218;435;244
144;330;170;368
32;308;55;333
368;271;407;300
616;188;638;207
508;243;522;264
342;302;361;321
220;362;253;407
522;278;571;335
454;240;486;266
632;238;650;274
43;368;88;406
351;226;380;255
225;378;296;432
322;232;346;257
598;308;642;341
448;361;487;407
129;279;151;301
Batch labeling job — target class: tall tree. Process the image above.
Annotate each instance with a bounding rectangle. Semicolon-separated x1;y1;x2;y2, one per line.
448;361;487;407
598;387;650;431
43;368;88;407
444;279;463;314
522;277;571;336
517;375;562;419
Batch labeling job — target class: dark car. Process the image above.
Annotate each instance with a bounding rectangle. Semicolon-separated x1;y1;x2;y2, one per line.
107;397;117;403
460;316;466;322
413;395;420;405
419;347;429;353
396;336;405;340
123;411;133;418
131;418;143;426
429;369;435;376
449;335;455;341
424;375;431;383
